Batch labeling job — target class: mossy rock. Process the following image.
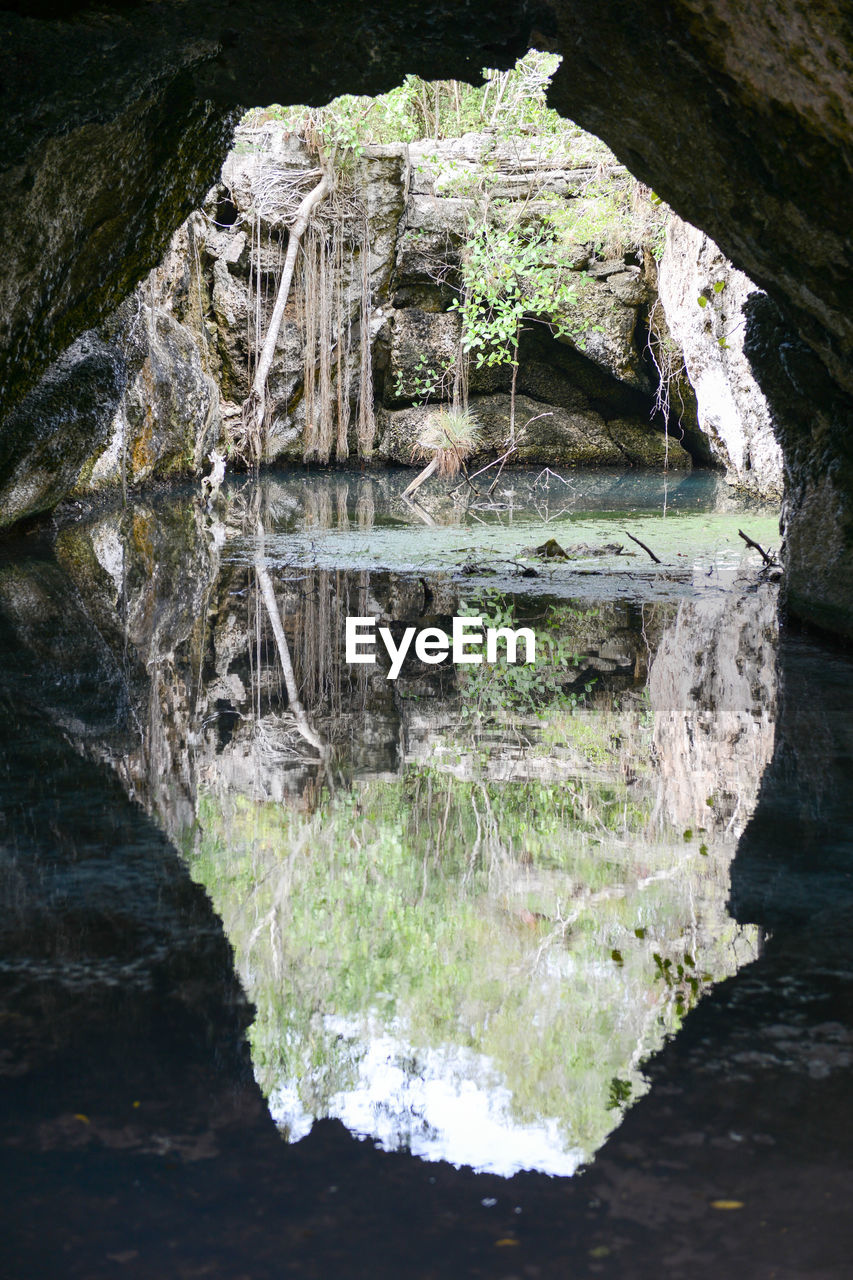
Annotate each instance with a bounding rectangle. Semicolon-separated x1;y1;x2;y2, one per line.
605;417;692;468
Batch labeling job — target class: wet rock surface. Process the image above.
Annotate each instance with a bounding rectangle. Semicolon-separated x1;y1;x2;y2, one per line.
0;330;131;531
657;216;783;497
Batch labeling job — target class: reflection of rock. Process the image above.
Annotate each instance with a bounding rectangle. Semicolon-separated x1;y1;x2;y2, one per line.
648;578;779;837
0;700;269;1166
0;480;775;1190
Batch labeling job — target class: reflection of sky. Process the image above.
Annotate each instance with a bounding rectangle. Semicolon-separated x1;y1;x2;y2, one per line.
268;1028;585;1178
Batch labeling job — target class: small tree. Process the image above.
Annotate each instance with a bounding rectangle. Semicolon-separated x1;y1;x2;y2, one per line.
450;218;581;444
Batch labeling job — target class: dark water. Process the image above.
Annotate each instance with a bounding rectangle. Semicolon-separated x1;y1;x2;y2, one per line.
1;469;852;1277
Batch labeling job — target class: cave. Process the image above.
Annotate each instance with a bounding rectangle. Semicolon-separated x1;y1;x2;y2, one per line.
3;0;853;635
2;4;853;1277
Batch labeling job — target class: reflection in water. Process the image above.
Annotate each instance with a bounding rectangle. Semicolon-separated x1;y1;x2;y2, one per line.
6;470;779;1176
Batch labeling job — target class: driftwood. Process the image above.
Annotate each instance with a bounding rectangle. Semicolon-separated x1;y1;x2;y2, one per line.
401;456;439;500
738;528;776;566
623;530;662;564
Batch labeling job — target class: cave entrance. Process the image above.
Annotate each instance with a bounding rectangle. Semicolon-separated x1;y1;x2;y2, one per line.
179;52;778;500
132;52;783;1170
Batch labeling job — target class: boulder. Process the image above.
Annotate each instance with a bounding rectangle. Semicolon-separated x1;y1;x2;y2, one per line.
553;271;649;391
0;329;128;530
86;307;221;488
378;393;624;467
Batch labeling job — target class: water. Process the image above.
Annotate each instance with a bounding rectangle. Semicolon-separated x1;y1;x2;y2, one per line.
3;469;853;1277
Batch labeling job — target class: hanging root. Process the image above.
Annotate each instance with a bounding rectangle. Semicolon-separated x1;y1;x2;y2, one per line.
356;214;376;457
234;387;265;466
241;169;331;465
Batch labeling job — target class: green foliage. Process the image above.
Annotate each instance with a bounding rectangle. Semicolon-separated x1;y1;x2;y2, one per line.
540;183;633;258
242;53;578;155
652;949;713;1018
238;52;624;174
393;354;454;407
449;219;585;369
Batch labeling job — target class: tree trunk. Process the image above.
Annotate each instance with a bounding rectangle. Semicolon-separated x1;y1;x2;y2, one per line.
401;456;439;500
242;170;331;462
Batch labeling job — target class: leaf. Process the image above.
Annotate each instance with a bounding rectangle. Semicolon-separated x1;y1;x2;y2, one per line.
713;280;726;293
711;1200;744;1211
697;295;708;308
611;948;624;965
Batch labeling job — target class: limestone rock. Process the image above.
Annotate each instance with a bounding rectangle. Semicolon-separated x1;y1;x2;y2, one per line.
386;308;462;406
393;226;461;311
657;216;783;498
554;272;649;392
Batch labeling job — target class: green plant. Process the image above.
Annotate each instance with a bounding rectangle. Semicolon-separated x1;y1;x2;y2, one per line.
450;220;583;370
393;355;454;407
414;406;481;476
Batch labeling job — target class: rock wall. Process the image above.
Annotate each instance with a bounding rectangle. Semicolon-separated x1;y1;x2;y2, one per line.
657;216;784;498
375;133;686;470
78;125;705;486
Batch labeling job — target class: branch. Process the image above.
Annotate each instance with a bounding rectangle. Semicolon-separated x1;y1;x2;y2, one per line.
624;530;662;564
738;528;776;566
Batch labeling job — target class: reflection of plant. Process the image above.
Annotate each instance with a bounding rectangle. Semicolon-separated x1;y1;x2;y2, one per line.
652;949;713;1017
188;769;754;1163
457;595;597;722
606;1076;632;1111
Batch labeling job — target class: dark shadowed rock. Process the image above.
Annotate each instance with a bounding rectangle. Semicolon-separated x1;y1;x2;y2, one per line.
0;331;128;530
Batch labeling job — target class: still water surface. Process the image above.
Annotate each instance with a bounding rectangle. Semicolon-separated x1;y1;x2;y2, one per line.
6;469;853;1279
63;468;778;1175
